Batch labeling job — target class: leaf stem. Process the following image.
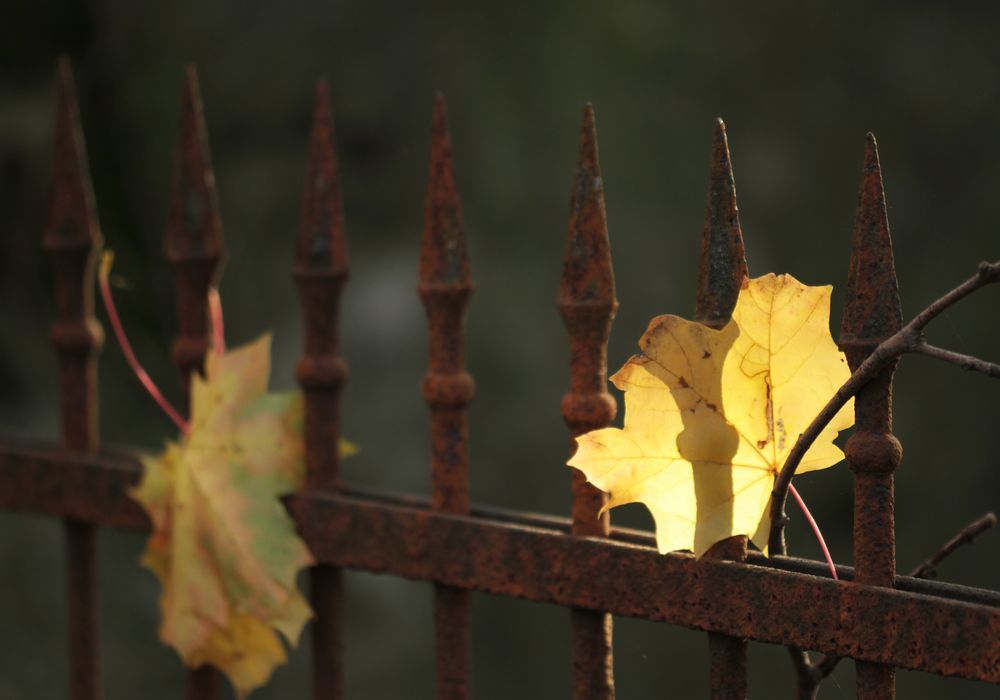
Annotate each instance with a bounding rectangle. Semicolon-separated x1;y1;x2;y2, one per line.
98;252;190;435
788;483;837;580
769;259;1000;554
208;287;225;356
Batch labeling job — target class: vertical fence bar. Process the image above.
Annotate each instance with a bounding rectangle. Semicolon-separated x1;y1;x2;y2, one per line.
418;94;475;700
43;57;104;700
839;134;903;700
694;119;750;700
294;80;349;700
164;65;225;700
558;104;617;700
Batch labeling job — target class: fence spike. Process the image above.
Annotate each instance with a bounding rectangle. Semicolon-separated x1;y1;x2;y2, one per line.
840;133;903;350
43;56;104;700
165;64;224;264
296;79;348;275
695;118;748;329
418;93;471;295
44;57;101;254
558;103;617;700
558;103;615;313
165;64;225;398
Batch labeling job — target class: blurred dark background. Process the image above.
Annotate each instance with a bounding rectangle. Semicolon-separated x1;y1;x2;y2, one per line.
1;1;998;698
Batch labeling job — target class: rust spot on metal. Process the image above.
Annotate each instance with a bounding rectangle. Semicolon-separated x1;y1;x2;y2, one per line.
42;57;104;700
294;78;351;700
165;65;225;396
558;103;617;700
695;118;748;330
417;92;474;700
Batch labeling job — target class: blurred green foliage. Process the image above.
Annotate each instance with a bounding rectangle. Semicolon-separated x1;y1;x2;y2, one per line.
1;1;998;697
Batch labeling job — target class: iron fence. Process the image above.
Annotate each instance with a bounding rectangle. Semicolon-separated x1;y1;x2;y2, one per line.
0;58;997;700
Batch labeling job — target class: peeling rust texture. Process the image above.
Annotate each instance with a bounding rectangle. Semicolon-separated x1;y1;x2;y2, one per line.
165;64;225;400
696;119;751;700
417;94;474;700
295;79;350;700
164;64;225;700
42;57;104;700
839;133;905;700
557;104;617;700
2;444;998;683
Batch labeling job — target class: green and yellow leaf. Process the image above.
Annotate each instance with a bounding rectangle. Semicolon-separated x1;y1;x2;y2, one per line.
132;335;312;699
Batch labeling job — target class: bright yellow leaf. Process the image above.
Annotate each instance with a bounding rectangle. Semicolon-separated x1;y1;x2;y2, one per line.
132;335;313;699
568;273;854;556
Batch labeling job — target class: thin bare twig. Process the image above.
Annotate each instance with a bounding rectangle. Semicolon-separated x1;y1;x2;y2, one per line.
909;511;997;579
792;511;998;691
913;343;1000;379
768;259;1000;555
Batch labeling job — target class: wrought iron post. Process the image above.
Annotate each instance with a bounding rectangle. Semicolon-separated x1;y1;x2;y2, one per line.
418;94;475;700
559;104;617;700
695;119;750;700
164;64;225;700
294;79;350;700
839;134;903;700
43;56;105;700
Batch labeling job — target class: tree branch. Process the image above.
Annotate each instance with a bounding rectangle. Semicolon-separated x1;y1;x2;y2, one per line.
913;343;1000;379
768;260;1000;555
909;511;997;579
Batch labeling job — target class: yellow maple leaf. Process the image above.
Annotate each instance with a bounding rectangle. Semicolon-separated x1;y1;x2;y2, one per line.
131;335;313;699
568;273;854;556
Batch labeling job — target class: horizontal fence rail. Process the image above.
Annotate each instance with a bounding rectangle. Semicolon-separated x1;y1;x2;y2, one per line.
1;57;998;700
1;442;998;684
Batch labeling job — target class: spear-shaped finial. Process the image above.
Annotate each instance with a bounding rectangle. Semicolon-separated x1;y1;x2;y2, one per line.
840;133;903;352
296;79;348;275
418;93;471;294
165;64;224;264
165;64;224;391
558;103;615;312
43;56;101;254
695;118;748;329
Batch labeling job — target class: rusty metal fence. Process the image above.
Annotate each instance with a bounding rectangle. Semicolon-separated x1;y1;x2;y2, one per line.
1;59;998;700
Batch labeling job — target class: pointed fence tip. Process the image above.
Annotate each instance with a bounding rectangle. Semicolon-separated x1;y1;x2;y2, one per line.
165;62;223;263
419;94;469;292
431;92;451;147
558;105;615;309
44;56;100;251
310;78;333;133
296;77;347;275
840;134;902;348
696;117;747;327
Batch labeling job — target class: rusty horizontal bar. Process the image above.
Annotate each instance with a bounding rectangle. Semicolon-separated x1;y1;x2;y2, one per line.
1;440;997;682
